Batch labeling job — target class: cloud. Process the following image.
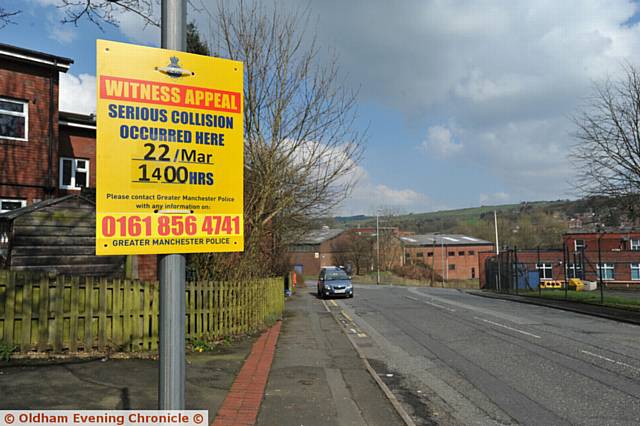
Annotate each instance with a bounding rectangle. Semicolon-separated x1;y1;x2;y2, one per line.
278;0;640;202
421;125;463;158
59;73;96;114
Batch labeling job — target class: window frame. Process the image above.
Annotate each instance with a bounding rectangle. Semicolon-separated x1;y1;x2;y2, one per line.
536;262;553;280
631;264;640;281
0;97;29;141
596;263;615;281
630;239;640;251
568;263;582;279
59;157;90;190
0;198;26;213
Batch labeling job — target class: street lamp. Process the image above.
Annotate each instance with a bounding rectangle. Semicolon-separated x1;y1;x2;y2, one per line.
376;212;380;285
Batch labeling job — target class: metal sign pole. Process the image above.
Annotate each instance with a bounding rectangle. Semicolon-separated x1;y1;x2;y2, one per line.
159;0;186;410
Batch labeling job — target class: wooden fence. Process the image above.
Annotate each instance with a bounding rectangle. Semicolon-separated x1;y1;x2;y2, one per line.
0;271;284;353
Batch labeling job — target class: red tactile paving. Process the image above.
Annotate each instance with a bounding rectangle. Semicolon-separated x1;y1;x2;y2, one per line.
212;321;282;426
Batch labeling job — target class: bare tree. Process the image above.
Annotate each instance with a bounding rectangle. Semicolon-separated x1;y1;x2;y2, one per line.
56;0;158;29
572;64;640;205
205;1;364;276
0;7;20;29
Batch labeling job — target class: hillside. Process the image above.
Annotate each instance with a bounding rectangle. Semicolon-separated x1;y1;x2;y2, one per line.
330;197;639;249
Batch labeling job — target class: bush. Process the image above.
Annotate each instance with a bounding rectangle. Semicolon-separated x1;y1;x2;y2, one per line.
392;263;443;282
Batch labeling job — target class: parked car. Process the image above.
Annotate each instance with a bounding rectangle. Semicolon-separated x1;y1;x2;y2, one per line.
317;266;353;299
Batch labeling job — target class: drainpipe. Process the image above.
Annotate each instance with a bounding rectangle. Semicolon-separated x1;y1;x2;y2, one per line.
47;61;57;198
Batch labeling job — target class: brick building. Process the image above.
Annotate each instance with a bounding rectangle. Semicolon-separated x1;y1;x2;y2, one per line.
478;229;640;288
288;228;350;276
0;43;73;210
0;43;156;280
400;234;494;280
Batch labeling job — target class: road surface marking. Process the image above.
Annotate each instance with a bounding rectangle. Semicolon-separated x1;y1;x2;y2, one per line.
341;310;353;322
581;350;640;372
330;300;338;307
405;295;455;312
475;317;541;339
321;300;331;312
357;333;368;338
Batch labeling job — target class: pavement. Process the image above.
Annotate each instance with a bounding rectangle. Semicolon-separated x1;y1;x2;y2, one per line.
0;338;255;420
256;285;404;426
0;284;406;426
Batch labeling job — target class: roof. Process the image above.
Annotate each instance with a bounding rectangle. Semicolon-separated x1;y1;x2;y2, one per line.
0;43;73;72
565;227;640;235
59;111;96;130
399;233;493;246
295;228;345;245
0;195;94;221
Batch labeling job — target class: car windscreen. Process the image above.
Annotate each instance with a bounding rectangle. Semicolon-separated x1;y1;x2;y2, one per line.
325;270;349;280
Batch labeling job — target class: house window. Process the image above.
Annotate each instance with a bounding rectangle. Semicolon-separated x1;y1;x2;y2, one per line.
468;250;475;255
59;157;89;190
568;263;582;279
448;251;455;256
574;239;585;252
631;239;640;251
596;263;614;280
448;264;456;270
536;263;553;280
416;252;424;257
631;264;640;281
458;251;465;256
0;97;28;141
427;252;433;257
0;198;26;213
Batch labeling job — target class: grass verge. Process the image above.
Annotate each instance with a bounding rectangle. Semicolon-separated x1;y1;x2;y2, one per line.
519;289;640;312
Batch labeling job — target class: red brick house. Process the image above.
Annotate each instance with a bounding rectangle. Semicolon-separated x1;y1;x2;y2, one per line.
0;43;73;210
0;43;156;280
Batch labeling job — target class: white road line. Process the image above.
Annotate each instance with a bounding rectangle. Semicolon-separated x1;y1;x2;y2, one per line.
321;300;331;312
581;350;640;372
423;299;456;312
475;317;541;339
404;295;456;312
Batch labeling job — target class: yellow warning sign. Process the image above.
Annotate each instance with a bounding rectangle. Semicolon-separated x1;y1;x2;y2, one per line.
96;40;243;255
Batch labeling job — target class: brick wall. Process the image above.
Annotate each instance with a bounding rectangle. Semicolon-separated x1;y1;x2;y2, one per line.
136;255;158;281
0;61;59;204
405;244;494;280
58;125;97;190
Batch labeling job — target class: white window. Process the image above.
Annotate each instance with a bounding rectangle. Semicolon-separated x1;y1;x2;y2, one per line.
0;198;26;213
536;263;553;280
0;97;28;141
59;157;89;190
574;239;585;252
568;263;582;279
631;264;640;281
630;239;640;251
597;263;615;280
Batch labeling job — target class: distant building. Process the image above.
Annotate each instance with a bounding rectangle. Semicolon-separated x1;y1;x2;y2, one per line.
288;228;349;276
400;234;494;280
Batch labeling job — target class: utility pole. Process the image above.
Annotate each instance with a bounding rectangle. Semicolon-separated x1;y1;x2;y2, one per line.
494;210;501;292
376;212;380;285
159;0;186;411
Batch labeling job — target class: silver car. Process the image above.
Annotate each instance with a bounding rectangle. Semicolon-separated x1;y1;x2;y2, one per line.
317;267;354;299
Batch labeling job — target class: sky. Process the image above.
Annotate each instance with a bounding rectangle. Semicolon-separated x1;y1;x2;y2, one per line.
3;0;640;216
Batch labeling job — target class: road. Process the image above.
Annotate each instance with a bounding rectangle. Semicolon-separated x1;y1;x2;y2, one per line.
330;284;640;425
